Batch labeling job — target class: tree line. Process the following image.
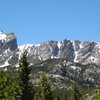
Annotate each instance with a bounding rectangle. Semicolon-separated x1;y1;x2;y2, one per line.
0;52;93;100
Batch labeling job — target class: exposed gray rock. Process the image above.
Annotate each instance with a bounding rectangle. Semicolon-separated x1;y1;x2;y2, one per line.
59;39;74;61
1;31;100;67
0;32;18;67
0;31;100;87
31;59;100;87
17;39;100;65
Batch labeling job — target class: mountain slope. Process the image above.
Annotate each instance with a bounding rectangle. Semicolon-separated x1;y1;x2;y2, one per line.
1;31;100;67
0;31;100;87
0;32;18;68
18;40;100;65
31;59;100;87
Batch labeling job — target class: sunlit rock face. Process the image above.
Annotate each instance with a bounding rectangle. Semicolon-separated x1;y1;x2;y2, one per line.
0;31;100;87
0;31;18;68
18;39;100;65
1;31;100;68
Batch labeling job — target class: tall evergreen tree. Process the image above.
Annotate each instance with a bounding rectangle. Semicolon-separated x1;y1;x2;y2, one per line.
40;73;54;100
35;73;54;100
19;52;33;100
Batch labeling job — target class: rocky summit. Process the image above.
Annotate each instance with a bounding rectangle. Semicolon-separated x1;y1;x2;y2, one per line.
0;31;100;87
18;40;100;65
0;31;100;67
0;31;18;68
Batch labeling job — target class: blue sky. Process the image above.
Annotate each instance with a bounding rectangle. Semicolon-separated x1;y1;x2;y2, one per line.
0;0;100;45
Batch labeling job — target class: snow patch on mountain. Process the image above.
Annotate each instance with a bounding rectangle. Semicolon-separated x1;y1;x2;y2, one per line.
79;42;83;49
95;43;100;48
0;31;7;42
72;41;78;62
95;43;100;53
18;44;33;59
18;44;40;51
0;60;9;68
18;44;34;51
90;56;97;63
57;42;61;49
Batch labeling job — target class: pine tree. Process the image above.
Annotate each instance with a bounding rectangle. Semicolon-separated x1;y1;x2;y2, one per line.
72;83;83;100
0;71;11;99
0;71;22;100
9;81;22;100
19;52;33;100
36;73;54;100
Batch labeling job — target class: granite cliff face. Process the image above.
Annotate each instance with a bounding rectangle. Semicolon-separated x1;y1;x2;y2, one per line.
31;59;100;87
0;31;100;86
18;39;100;65
0;32;18;67
1;31;100;67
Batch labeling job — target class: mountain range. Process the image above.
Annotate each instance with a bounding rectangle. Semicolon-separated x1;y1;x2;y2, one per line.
0;31;100;87
0;31;100;66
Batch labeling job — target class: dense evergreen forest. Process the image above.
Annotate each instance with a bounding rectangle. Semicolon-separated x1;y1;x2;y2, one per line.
0;52;100;100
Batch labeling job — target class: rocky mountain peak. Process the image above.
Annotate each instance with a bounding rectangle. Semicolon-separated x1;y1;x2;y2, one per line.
0;32;17;51
17;39;100;65
0;32;100;87
1;32;100;68
0;32;18;68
